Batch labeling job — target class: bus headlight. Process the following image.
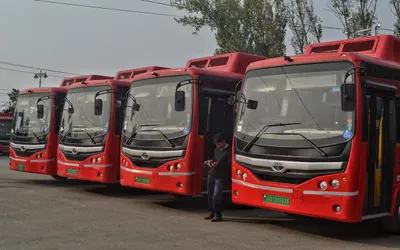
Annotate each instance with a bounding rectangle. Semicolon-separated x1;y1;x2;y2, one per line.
319;181;328;190
236;169;241;177
91;158;96;163
176;163;181;170
97;157;101;163
242;173;247;181
331;179;340;189
168;165;174;171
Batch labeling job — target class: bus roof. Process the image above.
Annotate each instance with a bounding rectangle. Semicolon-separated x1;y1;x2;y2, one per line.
59;75;113;87
0;112;13;120
248;35;400;72
115;66;170;81
131;52;266;82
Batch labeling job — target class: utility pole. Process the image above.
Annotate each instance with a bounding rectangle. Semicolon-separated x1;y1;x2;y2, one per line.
34;69;48;87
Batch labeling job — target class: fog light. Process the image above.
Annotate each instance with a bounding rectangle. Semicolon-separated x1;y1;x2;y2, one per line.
319;181;328;190
168;165;174;171
242;173;247;181
97;172;102;177
334;205;342;213
177;182;183;188
97;157;101;163
234;190;239;196
176;163;181;170
331;179;340;189
236;169;241;177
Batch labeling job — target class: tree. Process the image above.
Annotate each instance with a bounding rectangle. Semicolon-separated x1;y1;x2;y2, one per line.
328;0;378;38
2;88;19;113
390;0;400;36
170;0;288;57
286;0;323;54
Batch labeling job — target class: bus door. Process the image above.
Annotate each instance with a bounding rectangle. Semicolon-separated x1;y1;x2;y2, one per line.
363;81;396;218
198;80;237;192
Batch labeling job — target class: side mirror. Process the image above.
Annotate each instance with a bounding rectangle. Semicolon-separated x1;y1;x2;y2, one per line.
94;99;103;116
37;104;44;119
247;99;258;110
175;91;185;112
341;84;355;111
132;103;141;112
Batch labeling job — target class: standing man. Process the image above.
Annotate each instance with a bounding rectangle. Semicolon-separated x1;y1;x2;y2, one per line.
204;133;231;222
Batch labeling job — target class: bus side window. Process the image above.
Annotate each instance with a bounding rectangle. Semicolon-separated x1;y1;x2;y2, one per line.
395;97;400;142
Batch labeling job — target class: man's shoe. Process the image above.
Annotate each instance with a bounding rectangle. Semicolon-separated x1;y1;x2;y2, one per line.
204;212;214;220
211;215;222;222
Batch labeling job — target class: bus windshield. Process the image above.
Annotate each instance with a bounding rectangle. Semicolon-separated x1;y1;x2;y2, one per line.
236;62;355;148
60;86;111;141
123;75;193;143
12;93;52;140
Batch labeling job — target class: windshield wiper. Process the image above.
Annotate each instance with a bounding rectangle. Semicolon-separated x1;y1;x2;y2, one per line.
17;127;41;142
125;123;160;145
281;132;328;157
84;130;96;144
242;122;301;152
60;124;72;142
141;128;176;148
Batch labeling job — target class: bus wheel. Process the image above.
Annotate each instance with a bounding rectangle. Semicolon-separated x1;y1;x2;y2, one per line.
381;193;400;234
51;175;68;181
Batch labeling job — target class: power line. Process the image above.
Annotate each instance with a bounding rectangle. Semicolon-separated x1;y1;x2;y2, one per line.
0;60;81;75
33;0;182;17
139;0;172;7
0;66;65;78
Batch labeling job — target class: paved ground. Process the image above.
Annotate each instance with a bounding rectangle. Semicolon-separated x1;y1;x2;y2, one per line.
1;156;400;250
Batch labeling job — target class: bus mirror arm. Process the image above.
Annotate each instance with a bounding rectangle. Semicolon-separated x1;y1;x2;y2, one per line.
341;67;365;112
174;79;199;112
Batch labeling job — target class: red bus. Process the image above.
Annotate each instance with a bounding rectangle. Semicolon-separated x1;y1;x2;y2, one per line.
56;66;168;183
0;112;13;154
119;53;265;196
231;35;400;233
9;75;111;179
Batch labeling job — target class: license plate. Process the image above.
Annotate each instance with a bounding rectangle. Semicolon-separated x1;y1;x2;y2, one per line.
17;164;24;172
135;176;150;184
263;194;290;206
67;168;78;175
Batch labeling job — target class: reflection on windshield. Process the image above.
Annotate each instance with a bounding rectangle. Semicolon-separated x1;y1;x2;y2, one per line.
60;86;111;140
236;62;354;147
124;75;193;141
13;93;52;138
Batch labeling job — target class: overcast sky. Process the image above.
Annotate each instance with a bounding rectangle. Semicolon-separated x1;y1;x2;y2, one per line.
0;0;397;105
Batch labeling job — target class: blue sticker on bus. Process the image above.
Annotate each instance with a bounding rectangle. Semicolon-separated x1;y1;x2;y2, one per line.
343;130;352;139
183;127;189;134
103;127;108;133
44;127;49;133
332;87;340;92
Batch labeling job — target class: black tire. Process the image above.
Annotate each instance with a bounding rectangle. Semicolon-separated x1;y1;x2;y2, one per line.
51;175;68;181
381;192;400;234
